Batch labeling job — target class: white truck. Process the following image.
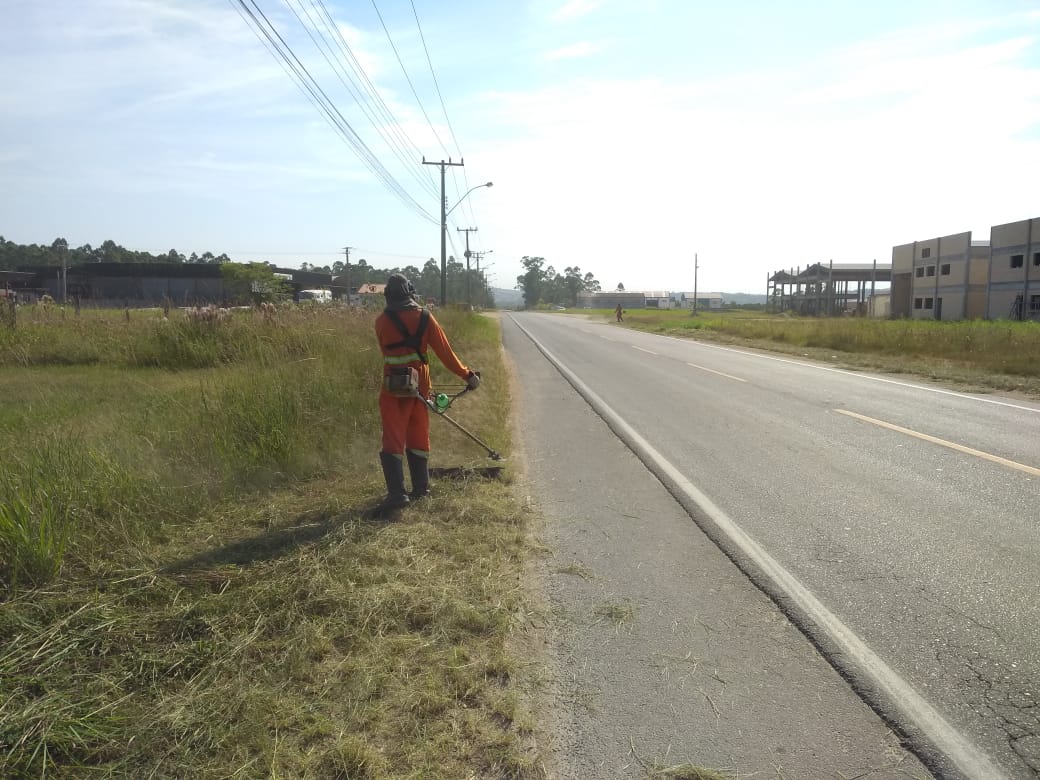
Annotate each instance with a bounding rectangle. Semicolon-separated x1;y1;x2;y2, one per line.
297;289;332;304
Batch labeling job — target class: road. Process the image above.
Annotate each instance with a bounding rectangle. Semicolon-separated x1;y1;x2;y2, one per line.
503;312;1040;779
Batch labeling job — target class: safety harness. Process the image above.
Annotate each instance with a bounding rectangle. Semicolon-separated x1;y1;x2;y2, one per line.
383;308;430;365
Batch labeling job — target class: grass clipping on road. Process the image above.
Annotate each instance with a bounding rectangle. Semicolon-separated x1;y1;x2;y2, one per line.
0;306;538;778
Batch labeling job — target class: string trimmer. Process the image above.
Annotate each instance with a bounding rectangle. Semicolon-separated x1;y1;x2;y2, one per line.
424;385;504;461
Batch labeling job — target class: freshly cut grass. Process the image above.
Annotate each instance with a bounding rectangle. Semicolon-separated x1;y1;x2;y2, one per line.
0;306;537;778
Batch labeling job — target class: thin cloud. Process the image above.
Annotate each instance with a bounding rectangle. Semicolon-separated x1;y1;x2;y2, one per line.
550;0;603;23
541;41;603;61
464;12;1040;293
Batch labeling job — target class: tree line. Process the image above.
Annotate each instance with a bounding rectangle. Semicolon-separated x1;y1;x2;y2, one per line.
515;256;603;309
0;237;235;268
2;237;612;309
0;237;495;307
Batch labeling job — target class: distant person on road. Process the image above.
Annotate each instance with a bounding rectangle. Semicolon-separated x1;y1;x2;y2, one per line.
615;303;624;322
375;274;481;512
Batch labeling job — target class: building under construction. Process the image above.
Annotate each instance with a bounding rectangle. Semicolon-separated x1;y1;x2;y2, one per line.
768;215;1040;321
767;261;891;316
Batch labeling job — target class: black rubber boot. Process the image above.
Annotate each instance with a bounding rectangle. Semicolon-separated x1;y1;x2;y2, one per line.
379;452;410;511
407;450;430;499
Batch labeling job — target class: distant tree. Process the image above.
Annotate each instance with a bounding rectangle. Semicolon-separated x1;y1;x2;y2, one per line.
97;240;124;263
418;258;440;300
516;256;546;309
616;282;625;291
563;266;586;307
221;262;290;304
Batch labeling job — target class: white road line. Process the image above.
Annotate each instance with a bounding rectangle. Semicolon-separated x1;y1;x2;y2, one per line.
510;315;1009;780
836;409;1040;478
662;335;1040;414
600;335;617;342
632;346;657;355
686;362;746;383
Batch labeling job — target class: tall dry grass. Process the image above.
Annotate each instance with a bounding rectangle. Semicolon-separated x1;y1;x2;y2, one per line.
1;305;535;778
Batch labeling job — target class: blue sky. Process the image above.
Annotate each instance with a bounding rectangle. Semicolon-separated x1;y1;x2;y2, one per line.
3;0;1039;295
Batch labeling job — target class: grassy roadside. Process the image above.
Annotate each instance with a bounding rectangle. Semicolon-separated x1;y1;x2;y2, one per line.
580;308;1040;399
0;306;540;778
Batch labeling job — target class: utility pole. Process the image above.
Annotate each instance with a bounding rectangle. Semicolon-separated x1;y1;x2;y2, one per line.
457;227;477;308
471;250;487;307
422;157;465;307
342;246;353;305
692;253;699;314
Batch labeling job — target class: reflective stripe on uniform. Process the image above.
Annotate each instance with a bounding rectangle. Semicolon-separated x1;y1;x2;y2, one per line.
384;353;423;365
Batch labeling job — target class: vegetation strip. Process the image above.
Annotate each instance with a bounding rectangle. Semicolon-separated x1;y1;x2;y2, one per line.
0;306;539;778
609;307;1040;399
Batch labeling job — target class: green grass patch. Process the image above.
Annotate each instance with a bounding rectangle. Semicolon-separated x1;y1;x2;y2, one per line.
0;306;537;778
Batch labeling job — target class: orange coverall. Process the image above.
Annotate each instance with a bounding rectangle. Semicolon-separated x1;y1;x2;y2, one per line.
375;308;471;456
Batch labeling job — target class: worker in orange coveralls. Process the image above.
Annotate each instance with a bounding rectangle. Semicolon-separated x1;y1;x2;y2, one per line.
375;274;480;510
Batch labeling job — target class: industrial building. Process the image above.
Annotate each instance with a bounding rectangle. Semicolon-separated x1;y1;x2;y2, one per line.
4;263;351;306
768;215;1040;321
987;217;1040;320
890;232;990;320
890;216;1040;321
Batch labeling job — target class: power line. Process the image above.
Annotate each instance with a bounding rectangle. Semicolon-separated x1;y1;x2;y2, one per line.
408;0;463;156
284;0;436;200
370;0;452;160
229;0;437;224
406;0;476;224
296;0;440;199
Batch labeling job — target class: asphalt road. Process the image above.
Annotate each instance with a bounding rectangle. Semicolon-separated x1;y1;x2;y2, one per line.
503;312;1040;779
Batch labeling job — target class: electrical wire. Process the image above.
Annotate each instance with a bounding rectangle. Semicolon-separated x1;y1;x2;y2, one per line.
407;0;480;226
296;0;440;199
369;0;452;160
284;0;436;200
229;0;437;223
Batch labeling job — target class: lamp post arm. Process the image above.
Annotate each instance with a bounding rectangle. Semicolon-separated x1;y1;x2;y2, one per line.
447;182;493;217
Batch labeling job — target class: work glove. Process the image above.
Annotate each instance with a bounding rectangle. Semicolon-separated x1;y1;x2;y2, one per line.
466;370;481;391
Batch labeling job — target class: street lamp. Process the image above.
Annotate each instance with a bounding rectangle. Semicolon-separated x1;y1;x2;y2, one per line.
441;182;492;306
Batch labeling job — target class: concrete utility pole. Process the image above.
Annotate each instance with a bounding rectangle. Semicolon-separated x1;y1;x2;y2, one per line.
342;246;353;304
457;226;477;307
692;253;699;313
471;249;493;307
422;157;465;306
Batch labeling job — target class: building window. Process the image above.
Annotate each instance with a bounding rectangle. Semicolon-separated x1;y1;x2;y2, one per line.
1034;252;1040;267
940;264;951;275
914;298;923;309
915;267;924;278
925;298;934;309
1011;254;1024;268
926;265;936;277
1031;294;1040;313
921;248;932;258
